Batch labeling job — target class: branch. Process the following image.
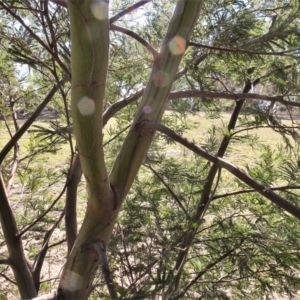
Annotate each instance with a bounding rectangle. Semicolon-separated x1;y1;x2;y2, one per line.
63;90;142;253
136;121;300;220
169;90;300;107
0;84;60;164
103;89;144;125
0;6;43;13
93;241;119;300
3;115;13;138
117;224;136;290
42;0;67;74
189;42;300;57
110;24;158;58
63;89;144;253
104;125;131;146
32;211;65;290
110;0;152;24
0;259;11;265
0;271;16;285
65;155;82;255
164;80;254;297
212;185;300;200
176;52;208;79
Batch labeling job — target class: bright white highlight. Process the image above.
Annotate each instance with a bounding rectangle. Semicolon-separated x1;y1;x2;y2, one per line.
77;97;95;116
168;36;186;55
60;271;83;291
91;0;109;20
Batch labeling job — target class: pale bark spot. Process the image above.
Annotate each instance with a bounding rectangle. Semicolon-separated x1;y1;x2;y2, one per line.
168;36;186;55
77;97;95;116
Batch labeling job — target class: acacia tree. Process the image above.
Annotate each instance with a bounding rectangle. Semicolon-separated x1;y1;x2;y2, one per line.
1;0;300;299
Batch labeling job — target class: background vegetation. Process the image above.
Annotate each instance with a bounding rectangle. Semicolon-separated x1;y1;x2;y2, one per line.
1;0;300;299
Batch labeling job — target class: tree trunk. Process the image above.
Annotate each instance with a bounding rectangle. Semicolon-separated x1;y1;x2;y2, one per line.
57;0;203;298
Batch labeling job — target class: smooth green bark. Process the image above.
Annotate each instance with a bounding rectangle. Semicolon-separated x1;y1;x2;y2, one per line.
58;1;114;298
58;0;203;298
110;0;203;201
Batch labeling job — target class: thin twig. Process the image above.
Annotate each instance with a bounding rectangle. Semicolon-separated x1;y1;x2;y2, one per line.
118;224;136;290
174;240;244;299
146;164;191;220
0;2;70;76
110;0;152;24
0;259;11;265
49;0;66;7
169;90;300;108
104;125;131;147
211;185;300;200
17;182;67;238
32;211;65;289
103;89;144;125
111;24;158;58
189;42;300;57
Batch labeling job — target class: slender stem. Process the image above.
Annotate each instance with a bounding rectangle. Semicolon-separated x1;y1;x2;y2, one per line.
211;185;300;201
5;101;20;195
111;24;158;58
146;164;191;219
174;240;244;299
189;42;300;57
32;211;65;290
103;89;144;125
110;0;151;24
18;182;67;238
